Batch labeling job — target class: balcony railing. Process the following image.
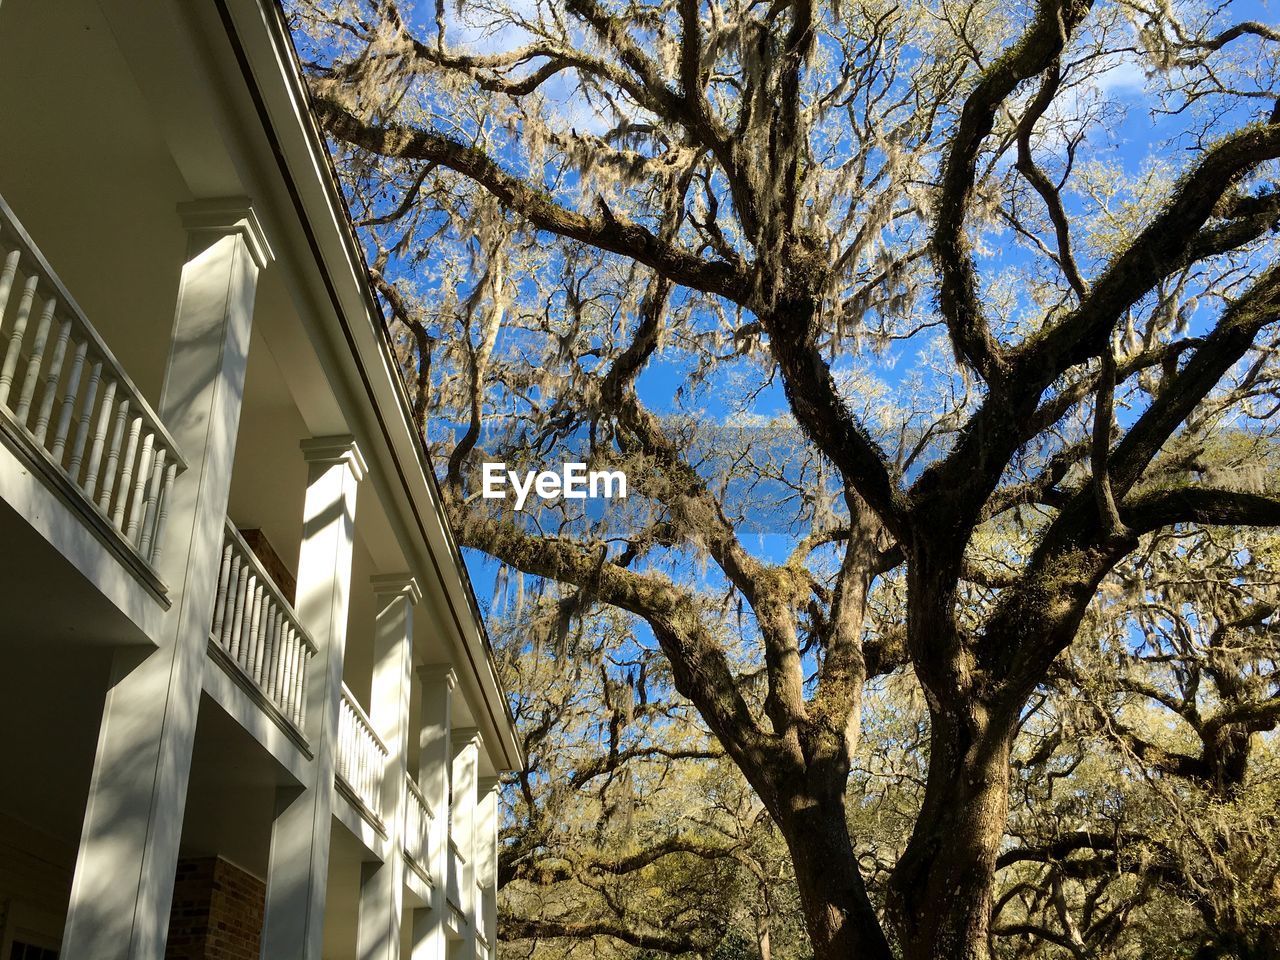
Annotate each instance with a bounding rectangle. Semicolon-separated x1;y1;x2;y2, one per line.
337;684;388;821
404;774;433;879
475;880;489;944
210;522;316;731
446;839;464;912
0;194;185;572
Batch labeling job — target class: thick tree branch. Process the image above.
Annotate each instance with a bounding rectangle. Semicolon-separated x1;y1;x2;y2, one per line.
448;508;782;782
1014;62;1088;299
499;916;701;954
765;301;909;539
1024;121;1280;380
506;833;737;887
1108;265;1280;495
569;746;724;788
934;0;1090;382
912;117;1280;555
1120;488;1280;534
314;97;752;303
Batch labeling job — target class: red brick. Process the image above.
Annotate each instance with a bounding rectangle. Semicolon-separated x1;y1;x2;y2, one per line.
165;857;266;960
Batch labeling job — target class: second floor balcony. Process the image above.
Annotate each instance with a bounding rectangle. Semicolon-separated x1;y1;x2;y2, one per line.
0;194;185;594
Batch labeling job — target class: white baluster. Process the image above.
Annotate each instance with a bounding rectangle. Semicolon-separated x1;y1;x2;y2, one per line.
125;431;155;542
283;629;300;721
262;610;281;694
254;589;270;681
98;397;130;512
15;296;57;423
408;794;417;860
368;727;378;807
245;582;265;677
360;725;368;805
362;720;370;802
0;247;21;323
262;609;280;691
0;274;37;408
278;629;294;718
275;617;291;706
211;543;234;639
234;574;260;663
148;463;177;565
137;448;167;557
341;703;351;782
50;340;88;463
284;625;299;714
353;716;361;795
405;800;413;860
249;597;267;685
363;739;370;805
405;790;415;860
265;612;282;700
227;565;251;657
219;554;244;648
294;641;308;728
356;713;366;800
64;358;99;478
412;798;421;863
83;378;116;498
33;317;73;444
258;597;276;688
344;705;353;784
110;415;142;526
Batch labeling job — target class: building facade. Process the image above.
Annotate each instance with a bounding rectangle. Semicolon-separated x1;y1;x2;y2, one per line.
0;1;520;958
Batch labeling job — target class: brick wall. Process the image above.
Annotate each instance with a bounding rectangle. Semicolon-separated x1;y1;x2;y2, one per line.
239;528;297;604
165;857;265;960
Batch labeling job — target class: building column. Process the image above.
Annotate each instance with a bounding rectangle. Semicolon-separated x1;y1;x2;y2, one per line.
410;666;454;960
475;777;500;960
357;575;421;960
259;436;367;960
62;200;270;960
452;728;481;957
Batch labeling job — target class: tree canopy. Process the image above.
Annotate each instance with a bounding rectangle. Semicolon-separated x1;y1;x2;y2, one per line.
287;0;1280;956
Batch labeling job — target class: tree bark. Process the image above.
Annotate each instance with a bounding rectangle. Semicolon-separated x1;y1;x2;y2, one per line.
753;878;773;960
774;776;895;960
887;707;1014;960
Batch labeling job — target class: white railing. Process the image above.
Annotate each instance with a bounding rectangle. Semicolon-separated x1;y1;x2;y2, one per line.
210;522;316;730
0;194;184;570
337;684;388;820
404;775;433;876
446;839;463;911
475;881;489;943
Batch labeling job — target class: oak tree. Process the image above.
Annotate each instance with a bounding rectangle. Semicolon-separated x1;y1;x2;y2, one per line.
289;0;1280;956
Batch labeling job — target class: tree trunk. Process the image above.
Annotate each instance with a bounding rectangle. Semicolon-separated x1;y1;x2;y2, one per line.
887;709;1014;960
753;879;772;960
776;779;895;960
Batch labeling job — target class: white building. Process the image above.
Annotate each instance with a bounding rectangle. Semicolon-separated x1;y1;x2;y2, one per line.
0;1;520;958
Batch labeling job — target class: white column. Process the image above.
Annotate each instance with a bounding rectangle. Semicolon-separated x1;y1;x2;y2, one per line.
260;436;367;960
475;776;500;960
357;575;421;960
62;200;270;960
410;666;454;960
452;727;481;957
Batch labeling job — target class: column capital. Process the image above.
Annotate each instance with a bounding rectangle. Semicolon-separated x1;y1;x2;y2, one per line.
477;776;501;797
417;664;457;690
371;572;422;606
300;434;368;483
453;726;482;751
177;197;273;269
